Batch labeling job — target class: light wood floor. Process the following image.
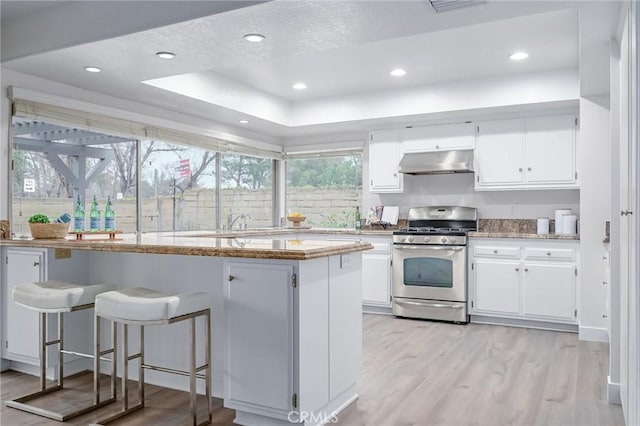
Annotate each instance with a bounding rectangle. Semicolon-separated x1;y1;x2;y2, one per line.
1;314;625;426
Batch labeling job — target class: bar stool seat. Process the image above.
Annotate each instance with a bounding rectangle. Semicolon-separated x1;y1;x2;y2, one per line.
14;281;114;312
94;287;212;426
94;287;210;322
6;281;116;422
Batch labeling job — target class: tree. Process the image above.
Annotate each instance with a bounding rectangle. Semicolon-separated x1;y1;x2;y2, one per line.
221;154;272;189
287;155;362;187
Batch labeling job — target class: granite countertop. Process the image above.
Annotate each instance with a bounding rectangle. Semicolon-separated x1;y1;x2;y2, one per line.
471;218;580;240
154;227;395;238
0;232;373;260
469;231;580;240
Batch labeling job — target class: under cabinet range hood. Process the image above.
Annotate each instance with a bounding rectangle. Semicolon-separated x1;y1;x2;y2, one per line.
398;149;474;175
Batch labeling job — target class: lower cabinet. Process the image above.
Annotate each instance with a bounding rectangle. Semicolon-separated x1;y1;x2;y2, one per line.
222;256;362;424
2;248;47;365
473;259;520;315
360;238;392;308
469;239;578;326
522;263;576;321
223;261;295;415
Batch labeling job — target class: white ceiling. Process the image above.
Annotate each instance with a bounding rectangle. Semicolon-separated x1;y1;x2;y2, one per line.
0;0;621;144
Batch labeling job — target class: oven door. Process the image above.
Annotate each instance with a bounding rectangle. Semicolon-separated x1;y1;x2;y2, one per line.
392;245;467;302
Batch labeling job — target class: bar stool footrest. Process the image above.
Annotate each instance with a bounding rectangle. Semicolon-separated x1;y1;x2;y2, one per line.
6;394;115;422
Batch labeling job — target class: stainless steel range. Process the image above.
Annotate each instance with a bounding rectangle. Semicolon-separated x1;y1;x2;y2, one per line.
392;206;478;323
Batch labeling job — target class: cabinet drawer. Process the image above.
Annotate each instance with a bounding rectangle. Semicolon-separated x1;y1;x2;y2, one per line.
524;248;575;261
474;246;520;258
370;243;391;253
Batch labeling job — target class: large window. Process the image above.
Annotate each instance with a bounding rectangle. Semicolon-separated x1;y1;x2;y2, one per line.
221;153;273;228
141;141;217;232
285;154;362;228
10;117;277;235
11;118;137;236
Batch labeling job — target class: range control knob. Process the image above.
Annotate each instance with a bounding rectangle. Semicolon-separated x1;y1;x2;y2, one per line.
440;237;447;244
407;236;415;243
449;237;457;244
424;236;431;243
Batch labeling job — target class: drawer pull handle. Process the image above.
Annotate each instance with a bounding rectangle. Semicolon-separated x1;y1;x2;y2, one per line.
33;261;40;267
228;275;235;282
546;252;551;256
524;268;529;272
515;268;519;272
493;250;498;254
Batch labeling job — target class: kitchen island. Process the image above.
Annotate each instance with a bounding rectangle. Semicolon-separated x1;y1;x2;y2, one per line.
0;233;372;426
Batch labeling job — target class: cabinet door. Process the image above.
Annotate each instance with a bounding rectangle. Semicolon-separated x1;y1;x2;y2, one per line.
472;259;520;315
522;263;576;322
223;262;295;414
525;116;576;185
402;123;475;153
475;119;525;187
369;130;403;193
361;253;391;307
5;249;46;362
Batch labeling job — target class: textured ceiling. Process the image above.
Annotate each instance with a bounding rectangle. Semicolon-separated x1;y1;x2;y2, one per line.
0;0;621;142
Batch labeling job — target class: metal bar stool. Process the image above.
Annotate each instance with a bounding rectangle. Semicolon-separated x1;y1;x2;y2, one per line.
93;287;212;426
5;280;117;421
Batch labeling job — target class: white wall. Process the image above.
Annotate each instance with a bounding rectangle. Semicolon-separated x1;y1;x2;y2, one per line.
609;32;623;400
579;95;612;341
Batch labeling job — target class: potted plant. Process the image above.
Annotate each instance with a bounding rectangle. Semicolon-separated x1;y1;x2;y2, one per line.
28;214;69;239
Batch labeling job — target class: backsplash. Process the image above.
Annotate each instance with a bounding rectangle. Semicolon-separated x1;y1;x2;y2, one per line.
364;173;580;220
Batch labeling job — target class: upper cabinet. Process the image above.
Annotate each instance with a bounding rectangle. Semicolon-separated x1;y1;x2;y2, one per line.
402;122;475;153
475;115;578;191
369;129;403;193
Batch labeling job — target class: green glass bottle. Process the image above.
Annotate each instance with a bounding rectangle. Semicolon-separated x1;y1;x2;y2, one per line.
89;195;101;231
73;195;85;232
104;196;115;231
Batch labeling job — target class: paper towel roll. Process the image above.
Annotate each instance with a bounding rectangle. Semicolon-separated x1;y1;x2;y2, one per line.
537;218;549;235
562;214;578;235
555;209;572;234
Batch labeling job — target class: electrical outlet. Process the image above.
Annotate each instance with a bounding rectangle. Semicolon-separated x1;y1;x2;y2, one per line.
509;205;516;216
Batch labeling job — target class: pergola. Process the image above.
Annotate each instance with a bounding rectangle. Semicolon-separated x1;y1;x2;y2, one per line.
13;120;134;201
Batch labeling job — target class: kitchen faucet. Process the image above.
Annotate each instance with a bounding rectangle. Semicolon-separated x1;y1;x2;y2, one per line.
227;212;251;230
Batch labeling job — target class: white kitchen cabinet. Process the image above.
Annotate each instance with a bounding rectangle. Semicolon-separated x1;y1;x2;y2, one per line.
475;119;525;187
524;115;577;185
223;256;362;425
369;129;403;193
469;239;579;328
474;115;578;191
522;263;576;321
3;248;46;364
473;258;520;315
402;122;475;153
361;239;392;308
224;262;295;416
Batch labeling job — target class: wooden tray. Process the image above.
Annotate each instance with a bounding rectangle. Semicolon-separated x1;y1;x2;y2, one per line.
69;230;123;241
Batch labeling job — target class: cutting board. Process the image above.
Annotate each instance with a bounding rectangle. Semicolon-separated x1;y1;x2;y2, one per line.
381;206;399;225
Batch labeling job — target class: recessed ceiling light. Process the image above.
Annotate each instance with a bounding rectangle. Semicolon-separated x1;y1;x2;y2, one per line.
390;68;407;77
292;82;307;90
244;33;266;42
84;66;101;73
509;51;529;61
156;51;176;59
238;119;249;124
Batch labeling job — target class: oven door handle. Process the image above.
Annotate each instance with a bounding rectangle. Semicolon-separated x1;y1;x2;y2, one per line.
393;246;464;252
395;300;465;309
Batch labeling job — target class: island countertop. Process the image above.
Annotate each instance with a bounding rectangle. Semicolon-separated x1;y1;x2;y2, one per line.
0;232;373;260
